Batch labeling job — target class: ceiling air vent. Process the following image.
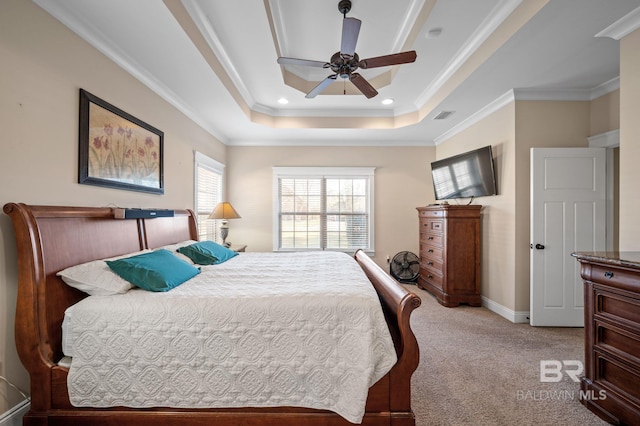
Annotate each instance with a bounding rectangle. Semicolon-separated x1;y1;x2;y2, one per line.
433;111;454;120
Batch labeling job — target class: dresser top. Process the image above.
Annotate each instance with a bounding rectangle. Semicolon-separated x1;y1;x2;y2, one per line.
572;251;640;269
417;204;482;212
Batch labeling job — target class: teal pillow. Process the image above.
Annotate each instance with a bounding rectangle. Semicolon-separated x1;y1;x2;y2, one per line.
106;249;200;292
177;241;238;265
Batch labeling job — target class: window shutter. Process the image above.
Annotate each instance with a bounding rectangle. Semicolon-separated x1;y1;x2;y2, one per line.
194;152;223;242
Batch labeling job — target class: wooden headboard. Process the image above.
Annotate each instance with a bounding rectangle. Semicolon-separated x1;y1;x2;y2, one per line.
3;203;198;368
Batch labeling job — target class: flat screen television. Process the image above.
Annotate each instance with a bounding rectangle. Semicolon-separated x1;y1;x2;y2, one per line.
430;145;497;200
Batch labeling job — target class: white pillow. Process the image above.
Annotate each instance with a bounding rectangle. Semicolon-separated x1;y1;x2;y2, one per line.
156;240;199;264
57;250;150;296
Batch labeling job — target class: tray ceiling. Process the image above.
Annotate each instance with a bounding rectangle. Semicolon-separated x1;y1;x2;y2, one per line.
34;0;640;146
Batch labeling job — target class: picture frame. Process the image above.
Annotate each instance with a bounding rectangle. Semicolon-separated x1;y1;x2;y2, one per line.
78;89;164;194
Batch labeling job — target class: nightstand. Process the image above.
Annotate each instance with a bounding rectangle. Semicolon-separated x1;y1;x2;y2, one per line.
228;244;246;252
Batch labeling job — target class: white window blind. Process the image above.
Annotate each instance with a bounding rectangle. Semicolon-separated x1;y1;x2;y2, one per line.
194;152;224;242
273;167;374;252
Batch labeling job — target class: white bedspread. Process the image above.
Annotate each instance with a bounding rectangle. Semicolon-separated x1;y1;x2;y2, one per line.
66;251;397;423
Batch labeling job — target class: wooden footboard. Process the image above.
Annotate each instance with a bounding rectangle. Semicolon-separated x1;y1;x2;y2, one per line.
4;202;421;426
354;249;422;418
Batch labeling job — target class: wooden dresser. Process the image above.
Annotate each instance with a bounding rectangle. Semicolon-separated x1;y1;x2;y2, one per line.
416;205;482;307
573;252;640;425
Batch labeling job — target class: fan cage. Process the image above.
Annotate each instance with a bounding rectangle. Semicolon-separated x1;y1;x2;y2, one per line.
389;251;420;283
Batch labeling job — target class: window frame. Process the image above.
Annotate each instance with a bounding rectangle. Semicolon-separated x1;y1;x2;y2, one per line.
194;151;225;242
272;166;375;254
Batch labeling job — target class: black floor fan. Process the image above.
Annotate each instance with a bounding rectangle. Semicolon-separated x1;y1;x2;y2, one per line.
389;251;420;284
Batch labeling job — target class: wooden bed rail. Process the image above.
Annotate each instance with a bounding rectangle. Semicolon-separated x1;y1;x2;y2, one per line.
354;249;421;412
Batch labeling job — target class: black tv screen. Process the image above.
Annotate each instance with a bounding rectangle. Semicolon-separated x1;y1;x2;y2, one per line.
430;145;497;200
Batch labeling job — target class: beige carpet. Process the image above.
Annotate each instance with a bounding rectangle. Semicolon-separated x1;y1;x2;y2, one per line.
407;285;609;426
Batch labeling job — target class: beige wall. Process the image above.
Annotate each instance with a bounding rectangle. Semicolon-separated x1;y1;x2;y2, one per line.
0;0;226;412
619;28;640;250
513;101;590;311
436;100;591;314
226;146;434;268
590;90;620;136
436;104;517;311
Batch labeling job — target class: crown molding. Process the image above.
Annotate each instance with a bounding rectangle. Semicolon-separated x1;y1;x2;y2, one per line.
433;77;621;146
415;0;523;107
391;0;426;53
250;103;394;118
434;90;515;145
513;78;619;101
182;0;254;107
513;87;592;101
595;6;640;40
227;138;433;147
590;77;620;100
33;0;227;143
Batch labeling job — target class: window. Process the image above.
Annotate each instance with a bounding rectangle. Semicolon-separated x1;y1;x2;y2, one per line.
273;167;374;252
194;151;224;242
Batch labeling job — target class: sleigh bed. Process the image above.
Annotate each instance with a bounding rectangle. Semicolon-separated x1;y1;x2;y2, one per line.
4;202;421;426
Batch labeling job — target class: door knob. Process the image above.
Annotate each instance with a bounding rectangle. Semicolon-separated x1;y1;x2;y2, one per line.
535;244;545;250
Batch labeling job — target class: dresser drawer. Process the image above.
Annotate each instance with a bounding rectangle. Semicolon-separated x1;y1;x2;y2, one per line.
423;219;444;234
420;233;443;246
596;321;640;366
589;264;640;292
419;209;445;218
420;268;443;289
420;259;444;275
594;352;640;406
595;287;640;329
421;257;444;275
421;246;443;260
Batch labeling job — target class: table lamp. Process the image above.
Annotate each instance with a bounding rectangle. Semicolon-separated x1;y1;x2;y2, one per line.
208;202;241;246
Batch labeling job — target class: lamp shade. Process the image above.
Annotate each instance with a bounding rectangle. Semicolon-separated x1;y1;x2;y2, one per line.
208;202;241;220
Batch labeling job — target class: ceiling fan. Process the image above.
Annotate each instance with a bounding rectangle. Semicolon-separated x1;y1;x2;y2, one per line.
276;0;417;99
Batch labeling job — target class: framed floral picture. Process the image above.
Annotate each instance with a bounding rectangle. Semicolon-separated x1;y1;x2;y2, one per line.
78;89;164;194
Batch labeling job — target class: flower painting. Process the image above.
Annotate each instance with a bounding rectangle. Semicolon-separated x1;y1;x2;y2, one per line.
79;89;164;194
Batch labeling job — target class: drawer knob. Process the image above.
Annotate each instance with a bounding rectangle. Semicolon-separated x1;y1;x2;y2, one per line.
428;236;434;240
428;249;434;253
428;261;433;266
428;274;433;279
604;271;614;279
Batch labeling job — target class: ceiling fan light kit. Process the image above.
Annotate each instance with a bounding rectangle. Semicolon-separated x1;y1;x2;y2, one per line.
276;0;417;99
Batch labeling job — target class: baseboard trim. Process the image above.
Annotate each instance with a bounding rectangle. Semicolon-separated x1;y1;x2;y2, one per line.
482;296;530;324
0;399;30;426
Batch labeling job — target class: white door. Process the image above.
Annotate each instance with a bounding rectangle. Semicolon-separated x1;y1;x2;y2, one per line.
530;148;606;326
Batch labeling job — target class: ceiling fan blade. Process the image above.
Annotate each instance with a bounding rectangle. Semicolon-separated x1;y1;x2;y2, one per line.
350;73;378;99
306;74;337;98
277;57;330;68
340;17;361;58
358;50;417;69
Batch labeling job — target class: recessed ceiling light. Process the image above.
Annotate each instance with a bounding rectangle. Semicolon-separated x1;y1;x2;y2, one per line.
381;98;394;105
277;98;289;105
